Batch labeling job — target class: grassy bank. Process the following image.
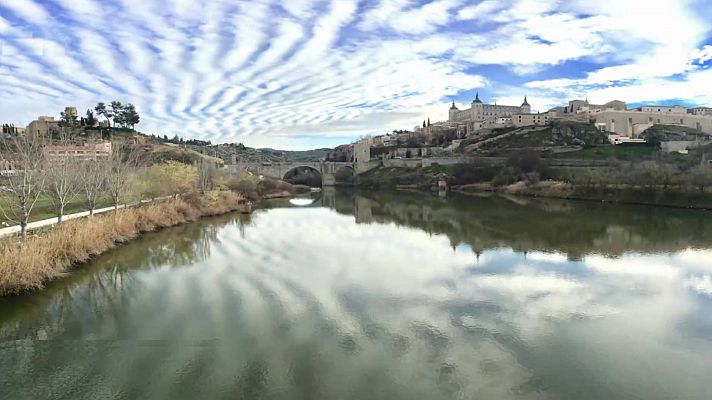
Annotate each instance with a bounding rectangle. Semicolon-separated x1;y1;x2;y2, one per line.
357;163;712;210
453;181;712;210
0;191;248;296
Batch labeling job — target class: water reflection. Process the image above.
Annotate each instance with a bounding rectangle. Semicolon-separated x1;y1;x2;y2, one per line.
320;189;712;258
1;193;711;400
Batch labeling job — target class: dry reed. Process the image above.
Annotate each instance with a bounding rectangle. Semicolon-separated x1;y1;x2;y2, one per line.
0;191;247;296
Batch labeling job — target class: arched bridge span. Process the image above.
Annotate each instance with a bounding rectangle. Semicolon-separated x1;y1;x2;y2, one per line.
225;161;378;187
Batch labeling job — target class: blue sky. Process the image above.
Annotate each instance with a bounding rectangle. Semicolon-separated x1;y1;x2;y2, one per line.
1;0;711;149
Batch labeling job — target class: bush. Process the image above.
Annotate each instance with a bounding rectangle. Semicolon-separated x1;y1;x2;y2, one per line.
451;164;499;185
492;166;521;187
506;150;553;180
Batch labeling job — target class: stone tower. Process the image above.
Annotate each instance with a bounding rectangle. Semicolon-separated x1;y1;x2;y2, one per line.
448;100;459;122
471;92;484;121
520;96;531;114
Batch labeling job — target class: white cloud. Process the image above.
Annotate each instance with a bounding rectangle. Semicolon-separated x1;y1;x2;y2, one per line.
0;0;49;24
686;275;712;296
0;0;710;148
0;15;11;33
457;0;502;20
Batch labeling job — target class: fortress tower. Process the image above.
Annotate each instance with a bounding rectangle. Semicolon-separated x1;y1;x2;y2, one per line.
520;96;531;114
448;100;459;122
470;92;484;121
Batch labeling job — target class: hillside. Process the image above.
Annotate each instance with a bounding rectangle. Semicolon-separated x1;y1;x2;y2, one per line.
151;144;224;165
137;132;333;164
459;121;608;155
204;143;332;163
641;124;711;142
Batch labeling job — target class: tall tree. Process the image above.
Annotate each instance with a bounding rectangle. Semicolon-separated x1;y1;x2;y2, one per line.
94;102;110;126
85;109;97;127
59;110;79;137
109;101;125;128
122;103;140;130
0;133;48;240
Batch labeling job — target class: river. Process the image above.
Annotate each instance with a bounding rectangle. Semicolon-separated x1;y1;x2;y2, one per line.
2;190;712;399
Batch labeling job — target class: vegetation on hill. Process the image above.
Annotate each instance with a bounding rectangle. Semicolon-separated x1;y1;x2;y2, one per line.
150;144;224;166
140;136;332;164
551;144;659;161
459;121;608;155
642;124;711;146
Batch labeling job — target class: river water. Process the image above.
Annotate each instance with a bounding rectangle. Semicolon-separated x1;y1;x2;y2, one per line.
2;190;712;399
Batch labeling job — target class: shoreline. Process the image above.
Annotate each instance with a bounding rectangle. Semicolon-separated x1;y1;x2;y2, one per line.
357;165;712;211
451;182;712;211
0;190;292;297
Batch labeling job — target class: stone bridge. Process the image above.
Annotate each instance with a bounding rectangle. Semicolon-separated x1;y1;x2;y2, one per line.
225;161;380;186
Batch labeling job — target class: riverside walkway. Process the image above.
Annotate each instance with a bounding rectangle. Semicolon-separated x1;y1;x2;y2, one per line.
0;196;174;238
0;205;127;238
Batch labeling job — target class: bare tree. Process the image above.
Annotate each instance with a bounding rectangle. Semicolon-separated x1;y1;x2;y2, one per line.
0;132;48;240
79;157;106;216
104;142;141;211
46;131;80;223
197;159;217;194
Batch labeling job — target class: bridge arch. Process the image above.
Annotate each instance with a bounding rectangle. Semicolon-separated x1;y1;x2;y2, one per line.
283;165;323;187
334;165;356;185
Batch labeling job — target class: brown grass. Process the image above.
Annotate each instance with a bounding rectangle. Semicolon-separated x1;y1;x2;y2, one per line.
0;191;247;296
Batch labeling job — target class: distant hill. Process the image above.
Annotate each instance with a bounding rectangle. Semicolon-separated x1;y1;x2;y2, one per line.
137;133;332;164
203;143;332;163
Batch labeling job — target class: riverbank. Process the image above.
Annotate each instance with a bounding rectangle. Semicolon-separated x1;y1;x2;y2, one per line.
451;181;712;210
0;191;253;296
357;164;712;210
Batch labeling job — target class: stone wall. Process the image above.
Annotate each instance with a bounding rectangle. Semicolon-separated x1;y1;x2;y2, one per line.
593;111;712;136
661;140;712;153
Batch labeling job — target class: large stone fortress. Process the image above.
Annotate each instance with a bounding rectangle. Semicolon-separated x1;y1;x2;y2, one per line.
447;93;535;134
438;94;712;138
449;93;530;123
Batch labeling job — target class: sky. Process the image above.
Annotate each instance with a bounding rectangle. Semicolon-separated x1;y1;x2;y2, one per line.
1;0;711;150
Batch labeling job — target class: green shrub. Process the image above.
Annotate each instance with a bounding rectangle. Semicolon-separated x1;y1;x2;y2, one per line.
492;166;521;186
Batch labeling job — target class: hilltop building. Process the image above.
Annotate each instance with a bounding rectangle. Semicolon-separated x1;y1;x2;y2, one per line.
444;94;712;138
26;116;60;138
443;93;562;136
447;93;537;134
63;106;78;119
591;107;712;137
